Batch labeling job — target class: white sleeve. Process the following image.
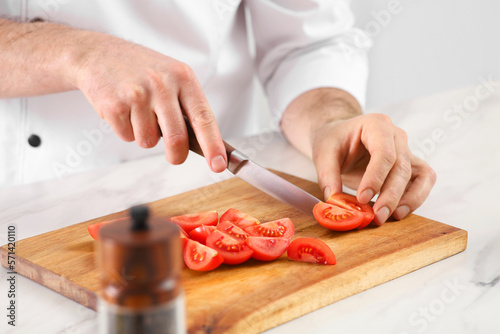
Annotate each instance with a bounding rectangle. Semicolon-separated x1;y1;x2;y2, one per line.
245;0;371;124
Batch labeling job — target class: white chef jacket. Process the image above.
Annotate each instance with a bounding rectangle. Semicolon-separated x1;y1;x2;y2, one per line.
0;0;369;187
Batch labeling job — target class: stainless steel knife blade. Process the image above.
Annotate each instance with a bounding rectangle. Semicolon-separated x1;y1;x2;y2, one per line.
184;117;321;215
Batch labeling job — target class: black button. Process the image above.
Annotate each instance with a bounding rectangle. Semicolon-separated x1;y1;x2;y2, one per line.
28;134;42;148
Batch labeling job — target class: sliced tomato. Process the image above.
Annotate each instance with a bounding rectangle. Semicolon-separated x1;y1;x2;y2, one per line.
287;238;336;265
326;193;374;229
189;225;216;245
87;217;128;240
180;227;190;249
183;239;224;271
313;201;365;231
219;208;260;229
246;236;290;261
168;211;218;233
244;218;294;239
216;221;249;241
206;230;253;265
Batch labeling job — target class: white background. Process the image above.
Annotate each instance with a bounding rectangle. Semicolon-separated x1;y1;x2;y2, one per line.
256;0;500;118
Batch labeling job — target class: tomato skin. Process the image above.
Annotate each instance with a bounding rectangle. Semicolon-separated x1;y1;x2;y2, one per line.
246;236;290;261
168;211;218;233
180;227;191;249
206;230;253;265
287;238;336;265
87;217;128;240
326;193;374;229
189;225;216;245
216;221;249;241
244;218;294;239
219;208;260;229
184;239;224;271
313;202;365;231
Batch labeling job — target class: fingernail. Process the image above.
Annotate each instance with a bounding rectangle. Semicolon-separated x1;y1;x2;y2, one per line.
359;188;374;204
211;155;226;172
375;207;390;226
323;186;331;200
394;205;410;220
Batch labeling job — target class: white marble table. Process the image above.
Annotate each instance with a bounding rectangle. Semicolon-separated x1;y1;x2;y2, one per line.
1;83;499;334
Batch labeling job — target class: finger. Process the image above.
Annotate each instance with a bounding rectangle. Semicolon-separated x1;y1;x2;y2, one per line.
100;100;135;142
372;129;412;225
356;114;397;204
130;105;161;148
312;139;344;201
155;94;190;165
392;156;437;220
178;70;226;173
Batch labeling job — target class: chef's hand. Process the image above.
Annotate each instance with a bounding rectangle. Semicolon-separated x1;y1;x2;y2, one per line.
72;31;227;172
281;88;436;225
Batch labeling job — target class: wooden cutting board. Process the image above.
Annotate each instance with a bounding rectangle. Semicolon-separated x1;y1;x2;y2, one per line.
0;171;467;333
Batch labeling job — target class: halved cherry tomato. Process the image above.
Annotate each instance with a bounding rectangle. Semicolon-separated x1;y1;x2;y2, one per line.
217;221;249;241
219;208;260;229
184;239;224;271
168;211;218;233
287;238;336;265
244;218;294;239
326;193;374;229
87;217;128;240
313;201;365;231
206;230;253;265
246;236;290;261
189;225;216;245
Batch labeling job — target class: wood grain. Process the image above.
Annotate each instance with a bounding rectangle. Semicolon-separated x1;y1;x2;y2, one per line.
0;171;467;333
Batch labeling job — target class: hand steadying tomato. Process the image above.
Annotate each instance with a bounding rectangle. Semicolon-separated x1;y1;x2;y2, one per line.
168;211;218;233
287;238;336;265
313;193;374;231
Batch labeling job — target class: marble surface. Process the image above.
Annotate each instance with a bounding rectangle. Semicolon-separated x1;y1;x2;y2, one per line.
1;82;499;334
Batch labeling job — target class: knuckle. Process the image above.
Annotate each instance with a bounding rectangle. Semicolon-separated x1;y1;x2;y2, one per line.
191;106;216;128
164;132;188;149
395;158;412;179
370;113;393;125
124;85;148;105
425;166;438;185
397;128;408;142
172;62;195;82
100;99;129;120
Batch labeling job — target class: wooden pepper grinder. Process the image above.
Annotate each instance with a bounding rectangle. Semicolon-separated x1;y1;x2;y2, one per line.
97;205;185;334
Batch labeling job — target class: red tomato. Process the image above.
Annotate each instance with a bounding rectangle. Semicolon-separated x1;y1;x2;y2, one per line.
206;230;253;265
184;239;224;271
87;217;128;240
180;227;190;249
245;236;290;261
326;193;374;229
313;201;365;231
189;225;216;245
219;208;260;229
216;221;249;241
168;211;218;232
287;238;336;265
244;218;294;239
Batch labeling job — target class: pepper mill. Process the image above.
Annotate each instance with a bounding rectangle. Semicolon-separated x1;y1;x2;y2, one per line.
97;205;185;334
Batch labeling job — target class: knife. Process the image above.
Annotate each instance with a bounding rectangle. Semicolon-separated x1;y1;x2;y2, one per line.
184;117;321;215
